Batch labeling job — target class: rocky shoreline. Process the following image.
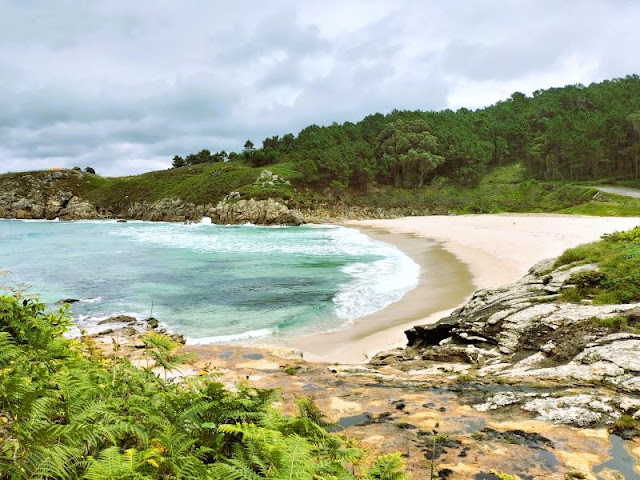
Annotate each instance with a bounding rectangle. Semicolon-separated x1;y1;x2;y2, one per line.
0;169;306;225
375;258;640;431
83;253;640;479
0;168;446;225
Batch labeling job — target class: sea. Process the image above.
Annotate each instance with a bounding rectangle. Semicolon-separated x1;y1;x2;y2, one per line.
0;219;419;344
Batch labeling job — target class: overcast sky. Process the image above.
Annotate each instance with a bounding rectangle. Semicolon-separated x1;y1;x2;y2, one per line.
1;0;639;176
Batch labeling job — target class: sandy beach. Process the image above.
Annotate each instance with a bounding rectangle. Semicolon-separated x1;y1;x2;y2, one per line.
286;213;640;363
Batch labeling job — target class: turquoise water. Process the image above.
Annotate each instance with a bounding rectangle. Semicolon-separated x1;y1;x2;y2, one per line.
0;219;419;343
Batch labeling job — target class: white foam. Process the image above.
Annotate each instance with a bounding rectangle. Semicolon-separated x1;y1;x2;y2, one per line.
81;296;103;304
23;221;421;338
109;223;421;324
186;328;274;345
333;246;420;321
108;223;388;257
200;216;212;225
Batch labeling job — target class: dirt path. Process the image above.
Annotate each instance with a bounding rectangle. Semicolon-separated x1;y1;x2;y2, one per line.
596;185;640;198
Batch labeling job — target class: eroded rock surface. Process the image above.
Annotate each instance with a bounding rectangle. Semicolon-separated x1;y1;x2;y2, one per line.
373;258;640;432
209;196;304;225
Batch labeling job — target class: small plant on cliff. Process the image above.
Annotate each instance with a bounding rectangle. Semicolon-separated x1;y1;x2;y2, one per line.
363;453;407;480
595;315;630;332
141;331;196;381
283;364;301;375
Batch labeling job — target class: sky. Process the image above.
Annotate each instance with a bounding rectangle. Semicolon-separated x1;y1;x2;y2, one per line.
1;0;639;177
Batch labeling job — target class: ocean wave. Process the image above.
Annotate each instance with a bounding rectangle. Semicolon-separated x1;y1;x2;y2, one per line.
333;247;420;321
81;296;103;304
5;219;422;341
107;223;401;258
186;328;274;345
105;223;421;324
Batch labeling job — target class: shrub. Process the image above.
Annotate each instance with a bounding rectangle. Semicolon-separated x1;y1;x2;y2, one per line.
554;227;640;304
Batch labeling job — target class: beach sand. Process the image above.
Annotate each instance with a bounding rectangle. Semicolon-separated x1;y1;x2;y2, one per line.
285;214;640;363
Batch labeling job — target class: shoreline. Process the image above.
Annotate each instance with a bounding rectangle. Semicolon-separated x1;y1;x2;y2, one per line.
280;213;640;363
283;227;474;363
10;214;640;365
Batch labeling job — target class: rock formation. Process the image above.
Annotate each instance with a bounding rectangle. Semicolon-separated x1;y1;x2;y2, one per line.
209;195;304;225
0;169;305;225
373;258;640;428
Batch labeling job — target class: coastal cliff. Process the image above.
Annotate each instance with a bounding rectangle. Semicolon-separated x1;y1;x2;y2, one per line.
0;169;304;225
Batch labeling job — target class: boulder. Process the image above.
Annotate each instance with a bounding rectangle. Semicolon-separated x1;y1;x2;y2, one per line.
58;196;100;220
405;316;459;349
209;197;304;225
97;315;138;325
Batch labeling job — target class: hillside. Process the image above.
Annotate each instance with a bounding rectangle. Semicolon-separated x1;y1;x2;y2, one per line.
2;75;640;222
2;162;640;223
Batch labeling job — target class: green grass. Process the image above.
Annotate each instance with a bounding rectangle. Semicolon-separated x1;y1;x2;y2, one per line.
0;163;308;214
2;161;638;219
557;187;640;216
555;227;640;304
343;180;599;215
613;414;637;430
479;163;530;184
78;161;308;209
588;315;631;332
283;365;302;376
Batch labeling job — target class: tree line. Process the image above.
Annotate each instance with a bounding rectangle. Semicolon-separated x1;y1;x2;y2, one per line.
173;75;640;188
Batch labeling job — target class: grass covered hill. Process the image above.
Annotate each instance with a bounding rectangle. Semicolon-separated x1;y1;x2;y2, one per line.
2;162;640;221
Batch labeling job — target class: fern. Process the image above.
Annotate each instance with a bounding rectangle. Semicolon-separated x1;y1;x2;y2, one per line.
363;453;407;480
84;446;158;479
0;295;405;479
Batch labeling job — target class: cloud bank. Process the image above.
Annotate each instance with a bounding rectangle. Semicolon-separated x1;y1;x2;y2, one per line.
1;0;639;176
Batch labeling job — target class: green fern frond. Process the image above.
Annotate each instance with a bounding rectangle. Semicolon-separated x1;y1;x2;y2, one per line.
363;453;407;480
209;459;263;480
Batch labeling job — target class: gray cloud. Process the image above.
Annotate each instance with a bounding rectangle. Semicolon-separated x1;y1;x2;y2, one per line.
0;0;639;176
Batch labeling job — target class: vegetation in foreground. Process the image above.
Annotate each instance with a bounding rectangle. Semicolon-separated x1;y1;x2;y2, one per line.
0;295;406;479
555;226;640;304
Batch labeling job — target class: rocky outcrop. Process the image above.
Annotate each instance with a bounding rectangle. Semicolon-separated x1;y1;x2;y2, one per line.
1;169;305;225
209;195;304;225
0;170;102;220
402;259;639;375
126;198;207;222
371;258;640;428
124;194;304;225
58;196;100;220
255;169;290;187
